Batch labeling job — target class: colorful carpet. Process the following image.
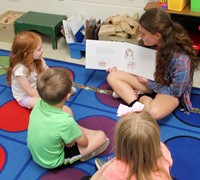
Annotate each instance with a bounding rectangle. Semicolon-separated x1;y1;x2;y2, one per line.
0;49;200;180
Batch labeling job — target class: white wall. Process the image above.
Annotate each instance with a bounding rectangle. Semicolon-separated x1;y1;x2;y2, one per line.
0;0;149;20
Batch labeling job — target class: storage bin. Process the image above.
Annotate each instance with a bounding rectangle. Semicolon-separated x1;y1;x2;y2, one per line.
191;0;200;12
67;41;86;59
168;0;190;11
0;11;24;42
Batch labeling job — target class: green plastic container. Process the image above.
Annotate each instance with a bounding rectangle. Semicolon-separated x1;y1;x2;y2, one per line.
191;0;200;12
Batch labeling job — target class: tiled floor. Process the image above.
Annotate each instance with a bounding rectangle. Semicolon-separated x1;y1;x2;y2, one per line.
0;35;200;88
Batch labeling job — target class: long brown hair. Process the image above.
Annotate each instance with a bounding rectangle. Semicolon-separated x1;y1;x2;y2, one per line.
6;31;45;85
115;111;172;180
139;8;198;85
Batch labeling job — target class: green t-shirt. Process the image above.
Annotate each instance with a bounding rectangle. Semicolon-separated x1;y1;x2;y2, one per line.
27;99;82;168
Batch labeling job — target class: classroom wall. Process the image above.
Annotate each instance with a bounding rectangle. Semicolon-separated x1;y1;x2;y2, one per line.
0;0;149;20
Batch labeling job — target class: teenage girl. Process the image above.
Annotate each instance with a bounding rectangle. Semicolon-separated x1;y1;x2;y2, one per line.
107;8;199;120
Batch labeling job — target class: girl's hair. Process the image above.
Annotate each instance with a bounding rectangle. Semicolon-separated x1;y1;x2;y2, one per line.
114;111;171;180
6;31;45;85
139;8;198;85
37;67;72;105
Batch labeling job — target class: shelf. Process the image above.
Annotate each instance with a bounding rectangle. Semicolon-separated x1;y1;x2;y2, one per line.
144;2;200;17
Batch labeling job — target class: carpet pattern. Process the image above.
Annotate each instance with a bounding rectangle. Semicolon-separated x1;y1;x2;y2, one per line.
0;49;200;180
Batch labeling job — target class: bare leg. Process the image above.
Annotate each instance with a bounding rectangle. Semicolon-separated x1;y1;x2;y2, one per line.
62;105;108;157
78;125;108;157
140;94;179;120
107;70;151;104
62;106;108;158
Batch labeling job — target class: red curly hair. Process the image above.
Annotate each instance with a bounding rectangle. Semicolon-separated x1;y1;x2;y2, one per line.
6;31;45;85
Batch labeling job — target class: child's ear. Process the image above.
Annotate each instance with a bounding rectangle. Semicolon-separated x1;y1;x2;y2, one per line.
156;32;161;40
65;93;71;100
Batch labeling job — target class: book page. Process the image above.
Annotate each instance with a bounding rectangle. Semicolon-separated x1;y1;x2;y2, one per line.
120;43;156;80
85;40;125;70
62;20;75;43
85;40;156;80
63;13;84;43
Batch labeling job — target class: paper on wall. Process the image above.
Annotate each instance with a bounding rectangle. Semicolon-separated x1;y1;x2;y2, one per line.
85;40;157;80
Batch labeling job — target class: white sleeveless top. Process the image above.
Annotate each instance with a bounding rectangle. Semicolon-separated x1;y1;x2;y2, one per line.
11;59;48;102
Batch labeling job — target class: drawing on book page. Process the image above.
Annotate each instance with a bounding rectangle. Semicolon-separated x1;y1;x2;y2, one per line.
124;48;136;70
98;60;107;67
85;40;156;80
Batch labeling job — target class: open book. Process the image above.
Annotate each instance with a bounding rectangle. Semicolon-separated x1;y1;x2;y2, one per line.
85;40;157;80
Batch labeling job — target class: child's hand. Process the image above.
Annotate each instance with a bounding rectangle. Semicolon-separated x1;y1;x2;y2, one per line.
106;66;117;73
66;140;75;148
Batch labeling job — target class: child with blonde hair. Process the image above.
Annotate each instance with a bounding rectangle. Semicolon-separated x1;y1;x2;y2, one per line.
27;67;109;169
91;111;173;180
6;31;76;109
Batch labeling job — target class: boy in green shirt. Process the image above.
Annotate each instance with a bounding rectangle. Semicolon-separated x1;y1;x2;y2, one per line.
27;67;109;169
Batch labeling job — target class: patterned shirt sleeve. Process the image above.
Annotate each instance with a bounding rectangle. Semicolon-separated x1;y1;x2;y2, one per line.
146;54;191;97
